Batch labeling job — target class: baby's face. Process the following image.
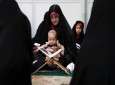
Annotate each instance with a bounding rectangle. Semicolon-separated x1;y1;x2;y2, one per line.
48;33;57;46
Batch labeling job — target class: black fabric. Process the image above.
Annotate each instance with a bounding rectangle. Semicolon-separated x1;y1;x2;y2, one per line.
75;33;84;45
0;0;33;85
33;5;78;66
71;0;115;85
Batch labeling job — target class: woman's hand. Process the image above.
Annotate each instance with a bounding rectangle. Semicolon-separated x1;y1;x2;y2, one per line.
33;43;41;54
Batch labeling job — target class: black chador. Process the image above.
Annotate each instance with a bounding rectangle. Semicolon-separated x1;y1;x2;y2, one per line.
71;0;115;85
0;0;33;85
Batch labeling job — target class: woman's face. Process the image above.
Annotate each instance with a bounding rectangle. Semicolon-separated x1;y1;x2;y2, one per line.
50;12;59;26
76;24;82;35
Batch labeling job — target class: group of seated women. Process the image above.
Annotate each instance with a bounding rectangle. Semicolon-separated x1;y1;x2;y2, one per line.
32;4;85;73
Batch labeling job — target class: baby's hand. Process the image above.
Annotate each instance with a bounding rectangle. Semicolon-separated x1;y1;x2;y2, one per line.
54;57;59;61
46;58;54;65
45;56;50;61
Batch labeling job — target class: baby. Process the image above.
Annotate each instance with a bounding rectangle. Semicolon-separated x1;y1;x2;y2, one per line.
45;30;64;67
33;30;64;69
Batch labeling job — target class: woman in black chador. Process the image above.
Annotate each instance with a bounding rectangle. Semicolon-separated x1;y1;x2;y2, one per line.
0;0;33;85
72;21;84;49
71;0;115;85
33;4;77;71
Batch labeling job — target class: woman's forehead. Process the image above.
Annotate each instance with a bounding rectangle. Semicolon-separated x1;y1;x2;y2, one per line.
50;12;59;17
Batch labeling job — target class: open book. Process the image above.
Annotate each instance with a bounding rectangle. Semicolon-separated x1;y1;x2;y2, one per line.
33;43;70;74
34;43;63;58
